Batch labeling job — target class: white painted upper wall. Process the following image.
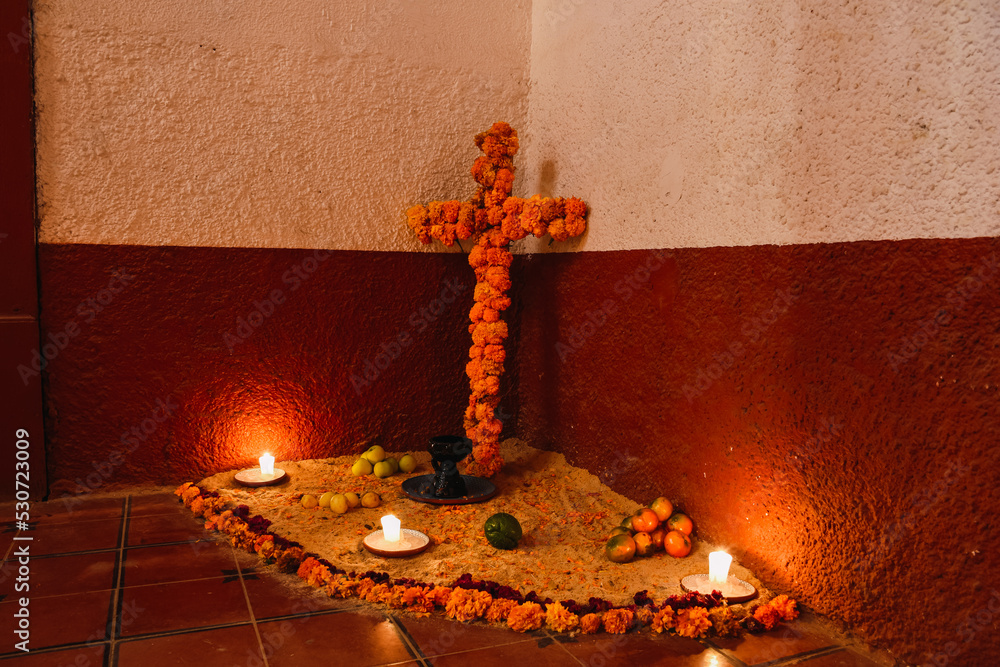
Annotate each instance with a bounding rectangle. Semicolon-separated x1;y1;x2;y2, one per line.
34;0;530;250
519;0;1000;251
35;0;1000;251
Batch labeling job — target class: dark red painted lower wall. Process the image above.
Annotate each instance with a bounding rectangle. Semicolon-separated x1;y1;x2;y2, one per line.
513;238;1000;666
35;245;484;497
36;238;1000;664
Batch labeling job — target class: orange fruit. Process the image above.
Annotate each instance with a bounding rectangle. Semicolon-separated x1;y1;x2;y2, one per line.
664;530;692;557
632;508;660;533
649;497;674;522
606;526;631;540
649;527;666;551
605;534;636;563
620;515;636;531
633;531;656;557
667;513;694;536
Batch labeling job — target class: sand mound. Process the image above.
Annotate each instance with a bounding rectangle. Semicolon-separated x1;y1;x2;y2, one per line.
199;439;768;606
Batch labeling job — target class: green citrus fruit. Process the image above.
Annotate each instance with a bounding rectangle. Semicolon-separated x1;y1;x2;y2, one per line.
484;512;522;550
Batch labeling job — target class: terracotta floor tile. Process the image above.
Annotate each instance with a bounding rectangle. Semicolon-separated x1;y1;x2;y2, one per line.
260;610;415;666
558;631;724;667
427;635;582;666
26;517;123;556
126;512;210;546
794;648;886;666
118;576;252;637
31;495;126;524
397;612;543;657
129;493;189;517
0;589;112;652
708;613;842;665
122;541;240;587
244;569;357;620
0;551;117;599
0;644;106;665
116;624;264;666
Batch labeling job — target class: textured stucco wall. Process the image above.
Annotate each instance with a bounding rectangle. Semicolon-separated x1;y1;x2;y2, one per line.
34;0;530;250
520;0;1000;252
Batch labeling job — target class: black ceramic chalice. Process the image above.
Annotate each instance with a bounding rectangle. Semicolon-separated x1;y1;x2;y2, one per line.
400;435;498;505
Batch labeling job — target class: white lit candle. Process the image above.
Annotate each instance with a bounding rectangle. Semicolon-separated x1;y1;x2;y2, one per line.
381;514;401;543
259;453;275;477
709;551;733;585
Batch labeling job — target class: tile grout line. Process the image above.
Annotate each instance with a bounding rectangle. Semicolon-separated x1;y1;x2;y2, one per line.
385;613;432;667
544;628;587;666
108;495;131;667
235;545;271;667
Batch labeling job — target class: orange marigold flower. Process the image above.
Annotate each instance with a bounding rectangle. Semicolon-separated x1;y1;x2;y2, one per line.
485;598;519;623
675;607;712;638
174;482;193;497
651;606;676;634
275;546;305;573
446;588;493;622
635;607;654;627
466;441;503;478
507;602;545;633
181;485;201;506
548;218;569;242
564;197;587;218
753;604;782;631
483;344;506;363
356;578;376;600
366;583;392;604
482;307;500;323
769;595;799;622
580;613;602;634
602;608;634;634
539;197;564;221
519;197;544;237
486;247;513;267
402;586;436;614
189;496;206;516
545;602;580;633
468;245;488;268
708;606;744;637
430;586;452;608
442;201;461;224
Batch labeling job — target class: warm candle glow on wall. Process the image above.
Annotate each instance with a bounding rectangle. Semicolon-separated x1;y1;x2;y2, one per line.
381;515;401;542
709;551;732;584
259;453;275;476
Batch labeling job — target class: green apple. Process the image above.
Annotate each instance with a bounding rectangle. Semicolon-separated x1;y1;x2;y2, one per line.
363;445;386;464
398;454;417;473
301;494;318;509
344;492;361;509
373;461;393;478
361;492;381;508
384;457;399;474
319;491;335;508
351;458;373;476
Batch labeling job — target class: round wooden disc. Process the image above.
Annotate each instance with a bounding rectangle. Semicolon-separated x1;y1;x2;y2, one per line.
234;468;288;487
679;574;758;604
362;529;431;558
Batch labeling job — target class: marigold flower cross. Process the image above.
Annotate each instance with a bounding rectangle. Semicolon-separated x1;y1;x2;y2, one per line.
405;122;588;477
